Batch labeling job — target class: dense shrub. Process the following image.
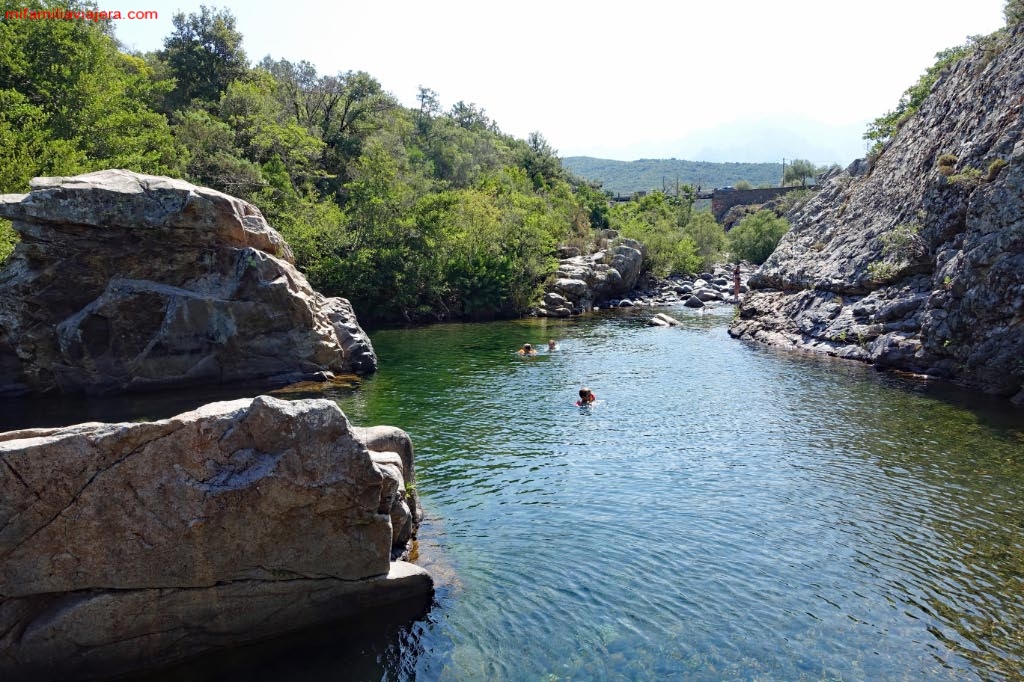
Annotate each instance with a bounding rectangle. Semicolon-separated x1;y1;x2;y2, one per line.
0;220;17;264
728;210;789;264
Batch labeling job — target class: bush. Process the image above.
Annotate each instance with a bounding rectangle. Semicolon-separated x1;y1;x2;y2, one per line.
683;211;726;271
728;210;789;264
986;158;1008;181
864;44;972;153
609;191;701;276
936;153;958;176
0;220;17;264
1007;0;1024;26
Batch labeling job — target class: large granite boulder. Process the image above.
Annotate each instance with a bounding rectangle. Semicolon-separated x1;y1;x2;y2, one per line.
0;395;429;680
731;26;1024;404
0;170;376;397
535;234;645;316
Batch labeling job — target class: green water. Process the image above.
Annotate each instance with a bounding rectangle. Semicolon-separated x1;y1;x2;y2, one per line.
5;306;1024;681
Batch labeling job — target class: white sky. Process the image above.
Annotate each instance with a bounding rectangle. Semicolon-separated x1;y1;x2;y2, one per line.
113;0;1008;165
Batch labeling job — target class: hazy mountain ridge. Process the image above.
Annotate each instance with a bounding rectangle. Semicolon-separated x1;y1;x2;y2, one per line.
562;157;783;195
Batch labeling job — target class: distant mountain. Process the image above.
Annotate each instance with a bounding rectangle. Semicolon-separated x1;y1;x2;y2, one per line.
562;157;783;196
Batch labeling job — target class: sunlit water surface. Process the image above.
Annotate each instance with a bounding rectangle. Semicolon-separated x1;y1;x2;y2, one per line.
4;306;1024;681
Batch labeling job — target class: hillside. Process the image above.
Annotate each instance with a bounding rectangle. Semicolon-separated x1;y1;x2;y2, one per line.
562;157;783;195
730;24;1024;404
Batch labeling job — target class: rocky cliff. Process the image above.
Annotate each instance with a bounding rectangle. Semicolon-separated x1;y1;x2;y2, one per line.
0;395;429;680
730;26;1024;404
0;170;376;397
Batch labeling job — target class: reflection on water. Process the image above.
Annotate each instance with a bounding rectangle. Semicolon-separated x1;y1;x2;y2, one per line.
4;306;1024;681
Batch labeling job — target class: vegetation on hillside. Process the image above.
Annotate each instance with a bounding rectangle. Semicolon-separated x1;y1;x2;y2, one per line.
562;157;783;196
864;2;1021;154
0;0;615;322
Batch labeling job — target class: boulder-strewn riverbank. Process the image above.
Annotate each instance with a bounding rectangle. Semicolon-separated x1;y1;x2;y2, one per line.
0;170;376;397
730;25;1024;404
615;264;753;311
0;395;429;681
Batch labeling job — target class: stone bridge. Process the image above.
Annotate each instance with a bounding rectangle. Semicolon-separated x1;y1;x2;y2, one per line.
700;186;806;222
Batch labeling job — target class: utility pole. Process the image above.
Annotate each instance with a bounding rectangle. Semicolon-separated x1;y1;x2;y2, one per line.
781;158;786;187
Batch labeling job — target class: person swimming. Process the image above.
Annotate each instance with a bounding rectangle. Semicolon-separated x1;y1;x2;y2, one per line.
575;387;596;406
547;339;558;351
517;343;537;356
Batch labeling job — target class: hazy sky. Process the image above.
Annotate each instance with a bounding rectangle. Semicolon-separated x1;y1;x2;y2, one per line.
114;0;1008;165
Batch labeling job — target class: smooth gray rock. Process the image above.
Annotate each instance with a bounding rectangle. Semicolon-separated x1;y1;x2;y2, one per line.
0;170;376;397
0;395;429;679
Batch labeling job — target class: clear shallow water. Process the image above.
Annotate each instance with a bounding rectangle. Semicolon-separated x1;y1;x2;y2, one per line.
4;306;1024;681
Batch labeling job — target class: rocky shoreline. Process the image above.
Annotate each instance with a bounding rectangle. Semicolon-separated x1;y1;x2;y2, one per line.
0;395;430;681
728;25;1024;405
532;226;753;318
0;171;431;681
605;263;754;311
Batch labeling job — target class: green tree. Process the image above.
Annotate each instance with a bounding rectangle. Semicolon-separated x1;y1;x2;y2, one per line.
0;0;181;184
683;211;726;271
728;210;789;264
610;192;700;276
172;108;263;199
1006;0;1024;25
733;179;753;190
161;5;249;110
783;159;816;187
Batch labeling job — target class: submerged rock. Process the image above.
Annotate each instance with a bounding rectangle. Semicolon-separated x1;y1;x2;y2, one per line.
0;170;376;397
0;395;429;680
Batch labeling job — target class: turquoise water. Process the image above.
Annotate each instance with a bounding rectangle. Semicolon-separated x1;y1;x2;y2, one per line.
5;306;1024;681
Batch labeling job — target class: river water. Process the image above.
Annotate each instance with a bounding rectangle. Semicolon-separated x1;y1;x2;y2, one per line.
4;305;1024;681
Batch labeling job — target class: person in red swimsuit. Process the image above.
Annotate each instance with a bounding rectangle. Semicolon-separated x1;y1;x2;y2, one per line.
576;387;596;406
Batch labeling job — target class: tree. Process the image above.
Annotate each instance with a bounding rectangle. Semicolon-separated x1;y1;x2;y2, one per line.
1006;0;1024;25
728;210;789;264
415;85;440;135
683;211;726;271
161;6;248;109
734;180;753;190
0;0;180;187
783;159;817;187
610;192;701;276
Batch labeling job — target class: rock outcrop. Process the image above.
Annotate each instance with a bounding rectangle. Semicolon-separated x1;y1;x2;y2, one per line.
0;170;376;397
0;395;429;680
534;231;644;316
730;26;1024;404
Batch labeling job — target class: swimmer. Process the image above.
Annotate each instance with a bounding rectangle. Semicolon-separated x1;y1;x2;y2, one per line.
547;339;558;351
517;343;537;356
575;387;596;406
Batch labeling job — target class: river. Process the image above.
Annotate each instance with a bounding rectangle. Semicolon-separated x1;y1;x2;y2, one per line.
4;305;1023;681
